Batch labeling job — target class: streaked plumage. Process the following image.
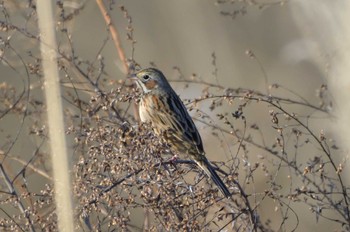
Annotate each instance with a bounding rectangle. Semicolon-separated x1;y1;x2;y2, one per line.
132;68;231;198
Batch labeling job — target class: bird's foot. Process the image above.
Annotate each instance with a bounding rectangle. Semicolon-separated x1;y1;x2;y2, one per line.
168;155;178;164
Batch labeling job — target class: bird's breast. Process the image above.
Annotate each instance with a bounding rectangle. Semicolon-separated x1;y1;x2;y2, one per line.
139;98;150;123
139;94;163;123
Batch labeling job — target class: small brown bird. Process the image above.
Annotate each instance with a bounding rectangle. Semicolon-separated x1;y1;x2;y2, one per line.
132;68;230;197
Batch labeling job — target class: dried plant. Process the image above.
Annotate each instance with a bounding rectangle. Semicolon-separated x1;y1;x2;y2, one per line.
0;1;348;232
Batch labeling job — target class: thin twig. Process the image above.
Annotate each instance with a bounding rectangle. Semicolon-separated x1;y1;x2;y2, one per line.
0;164;35;232
96;0;128;74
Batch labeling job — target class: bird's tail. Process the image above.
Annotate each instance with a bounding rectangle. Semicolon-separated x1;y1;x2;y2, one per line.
196;158;231;198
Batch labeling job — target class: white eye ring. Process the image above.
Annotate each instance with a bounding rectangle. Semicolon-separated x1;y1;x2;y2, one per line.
142;74;150;81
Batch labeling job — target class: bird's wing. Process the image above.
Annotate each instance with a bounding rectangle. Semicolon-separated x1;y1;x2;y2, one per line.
165;92;204;154
142;91;204;154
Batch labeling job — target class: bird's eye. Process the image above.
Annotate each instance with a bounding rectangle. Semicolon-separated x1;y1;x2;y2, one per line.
142;74;150;81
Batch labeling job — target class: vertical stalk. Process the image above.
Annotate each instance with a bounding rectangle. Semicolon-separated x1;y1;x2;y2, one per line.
36;1;75;231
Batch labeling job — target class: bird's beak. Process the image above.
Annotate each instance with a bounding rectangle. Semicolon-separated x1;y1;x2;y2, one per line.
128;73;138;80
128;73;142;90
128;73;140;87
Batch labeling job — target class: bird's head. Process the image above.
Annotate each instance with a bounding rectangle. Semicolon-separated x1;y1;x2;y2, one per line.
131;68;170;94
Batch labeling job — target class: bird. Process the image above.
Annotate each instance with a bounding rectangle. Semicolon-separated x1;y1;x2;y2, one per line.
131;67;231;198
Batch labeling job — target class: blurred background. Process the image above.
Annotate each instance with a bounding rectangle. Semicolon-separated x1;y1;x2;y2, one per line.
0;0;349;231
